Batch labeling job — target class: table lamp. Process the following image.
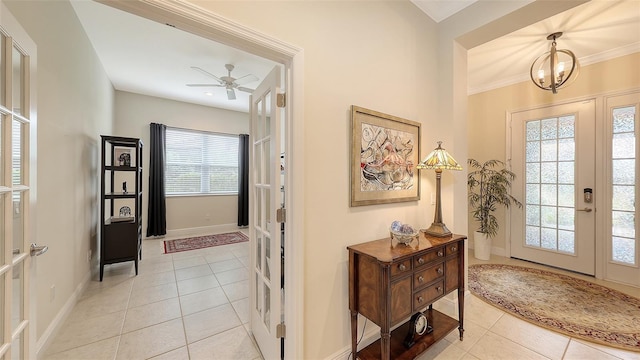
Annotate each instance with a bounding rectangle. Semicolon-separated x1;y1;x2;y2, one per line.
417;141;462;237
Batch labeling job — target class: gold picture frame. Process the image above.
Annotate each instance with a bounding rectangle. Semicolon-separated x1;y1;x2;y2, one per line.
350;105;421;207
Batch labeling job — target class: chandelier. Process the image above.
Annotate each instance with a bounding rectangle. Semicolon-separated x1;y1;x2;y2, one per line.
530;32;579;94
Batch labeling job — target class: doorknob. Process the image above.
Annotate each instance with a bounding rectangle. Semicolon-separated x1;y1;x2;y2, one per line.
576;208;593;213
30;243;48;256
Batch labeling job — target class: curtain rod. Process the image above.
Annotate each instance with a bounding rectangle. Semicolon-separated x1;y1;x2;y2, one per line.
152;123;246;137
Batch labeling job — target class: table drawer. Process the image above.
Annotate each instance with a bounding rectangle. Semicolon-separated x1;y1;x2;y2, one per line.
413;247;445;268
413;261;444;290
414;280;444;309
391;259;412;277
446;242;460;256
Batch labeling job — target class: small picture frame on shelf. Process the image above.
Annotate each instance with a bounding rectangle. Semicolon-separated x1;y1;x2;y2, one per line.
114;148;132;167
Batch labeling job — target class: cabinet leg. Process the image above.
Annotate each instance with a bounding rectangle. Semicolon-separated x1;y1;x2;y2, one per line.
100;264;104;282
135;259;139;275
350;311;358;359
380;330;391;360
458;286;464;340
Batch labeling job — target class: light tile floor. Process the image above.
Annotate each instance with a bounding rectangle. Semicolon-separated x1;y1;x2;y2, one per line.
416;254;640;360
43;233;262;360
44;238;640;360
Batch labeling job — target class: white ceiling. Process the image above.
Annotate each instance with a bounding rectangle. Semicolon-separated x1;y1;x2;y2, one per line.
71;0;640;112
467;0;640;94
410;0;478;23
70;0;278;113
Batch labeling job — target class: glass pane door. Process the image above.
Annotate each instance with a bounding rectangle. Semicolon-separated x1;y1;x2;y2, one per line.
250;66;283;360
510;100;596;275
605;92;639;287
524;116;576;254
0;4;37;358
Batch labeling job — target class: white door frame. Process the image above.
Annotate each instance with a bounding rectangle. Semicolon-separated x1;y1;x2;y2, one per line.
98;1;305;357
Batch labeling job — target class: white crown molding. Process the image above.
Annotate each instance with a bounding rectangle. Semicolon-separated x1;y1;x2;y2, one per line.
468;42;640;96
98;0;302;62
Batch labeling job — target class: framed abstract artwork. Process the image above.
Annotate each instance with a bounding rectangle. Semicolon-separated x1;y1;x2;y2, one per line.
350;105;421;206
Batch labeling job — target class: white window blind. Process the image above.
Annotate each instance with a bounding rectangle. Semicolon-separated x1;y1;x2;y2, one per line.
165;128;239;195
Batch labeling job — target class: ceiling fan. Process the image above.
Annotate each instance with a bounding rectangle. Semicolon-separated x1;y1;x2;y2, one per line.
187;64;259;100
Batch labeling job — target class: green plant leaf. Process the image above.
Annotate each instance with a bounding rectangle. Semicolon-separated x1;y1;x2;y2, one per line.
467;158;522;238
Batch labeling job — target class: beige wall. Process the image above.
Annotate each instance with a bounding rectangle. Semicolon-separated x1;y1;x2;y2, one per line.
191;2;442;357
4;0;114;341
467;52;640;252
113;91;249;235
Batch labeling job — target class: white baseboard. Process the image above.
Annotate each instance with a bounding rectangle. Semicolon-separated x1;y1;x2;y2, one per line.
146;223;240;240
327;324;380;360
468;242;506;258
36;271;91;359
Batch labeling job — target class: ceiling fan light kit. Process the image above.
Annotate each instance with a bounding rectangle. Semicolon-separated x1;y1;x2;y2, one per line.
187;64;259;100
530;32;579;94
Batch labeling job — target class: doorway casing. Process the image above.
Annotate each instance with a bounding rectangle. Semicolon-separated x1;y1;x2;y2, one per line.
98;1;305;357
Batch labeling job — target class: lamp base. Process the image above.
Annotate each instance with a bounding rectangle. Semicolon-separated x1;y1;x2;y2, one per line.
421;222;452;238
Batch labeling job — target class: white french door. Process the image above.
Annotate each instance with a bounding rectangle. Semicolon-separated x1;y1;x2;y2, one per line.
0;2;38;359
604;92;639;287
510;100;596;275
250;65;284;360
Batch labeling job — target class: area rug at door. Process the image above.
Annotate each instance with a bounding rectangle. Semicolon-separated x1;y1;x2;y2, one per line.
164;232;248;254
469;264;640;352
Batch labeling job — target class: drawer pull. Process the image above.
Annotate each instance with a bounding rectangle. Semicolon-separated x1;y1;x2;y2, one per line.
437;250;444;257
418;257;425;264
399;264;406;271
437;267;443;275
418;296;424;303
451;246;457;252
437;286;443;293
418;276;424;283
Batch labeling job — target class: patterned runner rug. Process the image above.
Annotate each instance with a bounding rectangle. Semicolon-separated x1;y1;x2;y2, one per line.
164;232;248;254
469;264;640;352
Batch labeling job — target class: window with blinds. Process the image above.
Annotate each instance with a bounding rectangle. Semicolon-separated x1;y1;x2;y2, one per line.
165;128;239;195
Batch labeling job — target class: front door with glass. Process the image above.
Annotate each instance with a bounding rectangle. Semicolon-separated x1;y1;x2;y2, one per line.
510;100;596;275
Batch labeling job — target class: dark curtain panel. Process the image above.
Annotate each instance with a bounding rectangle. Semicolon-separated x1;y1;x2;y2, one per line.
147;123;167;236
238;134;249;227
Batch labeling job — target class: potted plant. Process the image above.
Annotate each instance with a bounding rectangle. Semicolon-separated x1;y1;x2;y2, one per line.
467;159;522;260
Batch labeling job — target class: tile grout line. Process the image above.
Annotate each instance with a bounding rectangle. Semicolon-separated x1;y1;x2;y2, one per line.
173;253;192;359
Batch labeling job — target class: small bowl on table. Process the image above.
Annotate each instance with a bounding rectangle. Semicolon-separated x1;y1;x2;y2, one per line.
390;228;419;246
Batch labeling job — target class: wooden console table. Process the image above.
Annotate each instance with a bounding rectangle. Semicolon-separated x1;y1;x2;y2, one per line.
348;233;466;359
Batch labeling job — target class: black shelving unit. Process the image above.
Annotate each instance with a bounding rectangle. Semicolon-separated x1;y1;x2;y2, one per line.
100;135;143;281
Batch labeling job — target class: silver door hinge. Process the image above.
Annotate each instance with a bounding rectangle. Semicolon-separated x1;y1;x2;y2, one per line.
277;208;286;223
277;93;286;108
276;322;286;338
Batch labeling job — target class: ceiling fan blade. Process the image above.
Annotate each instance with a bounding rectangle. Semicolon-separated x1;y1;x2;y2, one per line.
237;86;254;94
190;66;223;83
227;88;236;100
186;84;224;87
233;74;259;86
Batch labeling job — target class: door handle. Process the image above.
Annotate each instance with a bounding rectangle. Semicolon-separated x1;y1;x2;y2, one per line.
576;208;593;213
30;243;48;257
